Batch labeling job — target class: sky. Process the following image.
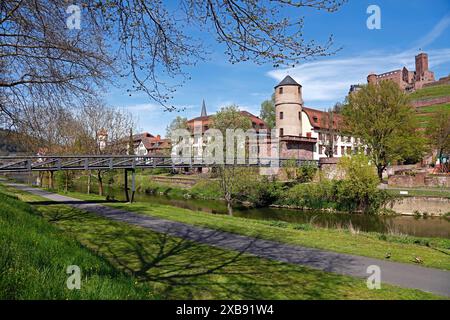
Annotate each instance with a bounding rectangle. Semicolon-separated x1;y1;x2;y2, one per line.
105;0;450;136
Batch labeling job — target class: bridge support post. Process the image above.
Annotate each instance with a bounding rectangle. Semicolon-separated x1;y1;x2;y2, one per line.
131;169;135;203
124;169;130;202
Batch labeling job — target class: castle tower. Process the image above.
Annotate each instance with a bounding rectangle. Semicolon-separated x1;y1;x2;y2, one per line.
274;75;302;137
367;72;377;84
415;53;429;81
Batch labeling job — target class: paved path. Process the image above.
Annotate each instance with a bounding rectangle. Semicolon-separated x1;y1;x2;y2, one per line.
7;183;450;297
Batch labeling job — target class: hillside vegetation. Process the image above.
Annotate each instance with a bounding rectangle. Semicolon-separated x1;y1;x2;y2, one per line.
409;84;450;128
409;84;450;100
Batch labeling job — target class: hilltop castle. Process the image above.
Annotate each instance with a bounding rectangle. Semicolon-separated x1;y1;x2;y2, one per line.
350;52;436;94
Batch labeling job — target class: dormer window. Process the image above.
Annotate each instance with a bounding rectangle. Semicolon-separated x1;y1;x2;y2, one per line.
313;116;318;123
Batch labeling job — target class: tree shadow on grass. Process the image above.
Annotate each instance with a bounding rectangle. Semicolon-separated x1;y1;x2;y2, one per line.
27;202;382;299
82;219;365;299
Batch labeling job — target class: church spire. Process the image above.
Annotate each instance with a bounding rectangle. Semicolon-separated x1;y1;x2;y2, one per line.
201;99;207;117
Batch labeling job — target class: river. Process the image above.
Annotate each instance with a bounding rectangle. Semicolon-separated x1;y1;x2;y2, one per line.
81;183;450;239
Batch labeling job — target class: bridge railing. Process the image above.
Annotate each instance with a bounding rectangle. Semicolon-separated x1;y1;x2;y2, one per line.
0;155;318;172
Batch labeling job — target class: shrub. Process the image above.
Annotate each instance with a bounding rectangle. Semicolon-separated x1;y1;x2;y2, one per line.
276;154;393;214
279;180;335;209
296;162;318;183
335;154;392;213
54;171;75;192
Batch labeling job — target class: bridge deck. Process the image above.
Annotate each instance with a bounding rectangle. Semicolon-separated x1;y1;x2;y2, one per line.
0;155;317;172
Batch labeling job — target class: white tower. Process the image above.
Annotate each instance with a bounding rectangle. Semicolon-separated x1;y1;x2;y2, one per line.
274;75;303;137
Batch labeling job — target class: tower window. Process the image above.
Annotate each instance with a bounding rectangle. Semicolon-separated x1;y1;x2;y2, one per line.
298;112;301;120
280;128;284;136
298;87;301;93
280;112;284;119
279;87;283;94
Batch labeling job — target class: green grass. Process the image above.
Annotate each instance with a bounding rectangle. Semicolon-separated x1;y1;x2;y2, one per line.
28;188;450;271
1;184;446;300
386;187;450;198
0;190;156;299
409;84;450;100
417;103;450;113
414;103;450;128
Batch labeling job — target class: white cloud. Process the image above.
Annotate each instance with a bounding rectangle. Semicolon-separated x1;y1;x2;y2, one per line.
124;103;162;112
415;14;450;49
267;14;450;107
267;48;450;106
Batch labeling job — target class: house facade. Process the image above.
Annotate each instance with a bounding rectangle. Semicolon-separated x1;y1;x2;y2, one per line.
132;132;171;156
186;101;268;158
275;75;361;161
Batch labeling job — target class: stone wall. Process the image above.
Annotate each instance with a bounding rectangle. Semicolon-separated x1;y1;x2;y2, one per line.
411;96;450;108
390;197;450;216
388;173;450;188
279;141;314;160
318;157;345;180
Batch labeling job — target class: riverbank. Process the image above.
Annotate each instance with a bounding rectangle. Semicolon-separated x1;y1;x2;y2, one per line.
5;173;450;237
9;184;449;270
2;183;444;299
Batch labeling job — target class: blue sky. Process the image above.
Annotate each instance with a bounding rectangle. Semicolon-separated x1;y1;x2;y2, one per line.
105;0;450;136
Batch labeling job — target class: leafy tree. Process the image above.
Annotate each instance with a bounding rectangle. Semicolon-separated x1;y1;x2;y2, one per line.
342;81;425;180
336;154;386;213
211;106;252;215
426;109;450;172
166;116;188;138
260;95;275;129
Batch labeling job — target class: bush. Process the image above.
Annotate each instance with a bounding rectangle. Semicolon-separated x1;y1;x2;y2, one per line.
296;162;318;183
276;154;393;214
282;160;318;182
240;178;285;207
54;171;75;192
278;180;335;209
335;154;391;213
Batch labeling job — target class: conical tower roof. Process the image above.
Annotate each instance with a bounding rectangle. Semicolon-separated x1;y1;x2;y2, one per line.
201;99;207;117
275;75;301;88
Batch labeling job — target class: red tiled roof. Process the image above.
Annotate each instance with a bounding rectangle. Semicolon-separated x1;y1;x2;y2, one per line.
302;106;342;130
134;132;171;151
187;111;267;128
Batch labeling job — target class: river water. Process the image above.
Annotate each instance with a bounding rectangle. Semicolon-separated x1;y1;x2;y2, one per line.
84;184;450;239
6;173;449;238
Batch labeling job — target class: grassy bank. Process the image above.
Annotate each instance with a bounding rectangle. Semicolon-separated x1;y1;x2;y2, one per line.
2;184;445;299
385;187;450;199
0;189;156;299
28;188;450;271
